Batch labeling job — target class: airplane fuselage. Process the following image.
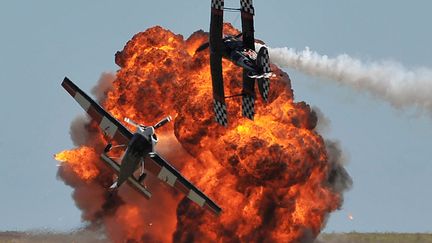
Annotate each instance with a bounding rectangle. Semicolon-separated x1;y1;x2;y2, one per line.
116;126;157;187
221;38;259;74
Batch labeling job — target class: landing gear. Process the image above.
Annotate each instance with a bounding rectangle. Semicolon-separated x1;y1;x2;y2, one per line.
104;143;127;153
138;159;147;183
109;181;118;189
138;173;147;183
104;143;112;153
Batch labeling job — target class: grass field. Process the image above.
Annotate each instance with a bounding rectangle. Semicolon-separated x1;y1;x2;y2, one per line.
317;232;432;243
1;231;432;242
0;231;105;243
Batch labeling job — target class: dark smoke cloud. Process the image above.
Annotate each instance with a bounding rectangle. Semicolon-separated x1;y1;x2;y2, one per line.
308;107;352;243
69;72;116;147
311;107;352;195
91;72;116;103
69;115;90;147
312;106;331;134
325;139;352;194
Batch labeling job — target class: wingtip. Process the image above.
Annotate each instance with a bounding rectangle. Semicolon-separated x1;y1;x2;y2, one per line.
215;208;223;216
62;76;71;84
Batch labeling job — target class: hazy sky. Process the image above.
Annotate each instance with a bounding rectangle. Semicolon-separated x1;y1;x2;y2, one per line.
1;0;431;233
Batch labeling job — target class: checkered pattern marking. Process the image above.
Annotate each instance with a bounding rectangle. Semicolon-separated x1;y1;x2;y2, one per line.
147;152;222;215
258;47;271;102
74;92;91;111
100;116;118;138
240;0;255;15
214;99;228;126
188;190;206;207
261;78;270;102
260;47;271;73
211;0;224;10
157;167;177;187
242;95;255;120
62;77;132;145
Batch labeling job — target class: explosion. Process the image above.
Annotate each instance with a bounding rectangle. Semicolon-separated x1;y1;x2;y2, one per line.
56;24;350;242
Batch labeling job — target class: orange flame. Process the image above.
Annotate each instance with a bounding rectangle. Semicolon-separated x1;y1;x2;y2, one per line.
55;146;99;181
56;24;345;242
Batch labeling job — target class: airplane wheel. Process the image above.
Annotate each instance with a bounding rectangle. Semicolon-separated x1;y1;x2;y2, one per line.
138;173;147;183
104;143;112;153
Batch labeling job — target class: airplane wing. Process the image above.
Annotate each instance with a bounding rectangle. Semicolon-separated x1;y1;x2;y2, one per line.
210;0;228;126
145;152;222;215
256;47;271;102
240;0;256;120
61;77;133;145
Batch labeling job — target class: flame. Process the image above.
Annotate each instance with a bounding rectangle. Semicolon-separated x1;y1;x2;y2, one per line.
55;146;99;181
56;24;346;242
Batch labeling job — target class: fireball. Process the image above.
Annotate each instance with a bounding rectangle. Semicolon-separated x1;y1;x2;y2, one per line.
55;24;348;243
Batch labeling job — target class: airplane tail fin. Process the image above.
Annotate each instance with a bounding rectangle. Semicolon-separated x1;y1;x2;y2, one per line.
256;47;271;102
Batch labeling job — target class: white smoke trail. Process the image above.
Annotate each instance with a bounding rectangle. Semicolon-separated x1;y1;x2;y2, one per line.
265;46;432;113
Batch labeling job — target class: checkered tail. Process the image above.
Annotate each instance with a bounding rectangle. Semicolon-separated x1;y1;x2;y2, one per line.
240;0;255;15
213;99;228;126
242;95;255;120
211;0;224;10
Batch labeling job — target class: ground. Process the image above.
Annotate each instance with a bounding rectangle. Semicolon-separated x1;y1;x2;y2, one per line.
1;231;432;243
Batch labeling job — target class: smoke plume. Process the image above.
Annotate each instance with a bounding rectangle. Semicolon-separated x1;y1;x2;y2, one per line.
266;46;432;114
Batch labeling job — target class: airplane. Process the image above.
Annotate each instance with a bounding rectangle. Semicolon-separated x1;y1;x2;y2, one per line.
196;0;274;126
61;77;222;216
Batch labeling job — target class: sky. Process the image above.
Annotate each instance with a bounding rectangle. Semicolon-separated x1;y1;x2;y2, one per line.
0;0;431;233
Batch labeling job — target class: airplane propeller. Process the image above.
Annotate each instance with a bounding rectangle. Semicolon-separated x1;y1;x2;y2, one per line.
153;116;172;129
124;117;140;127
124;116;172;130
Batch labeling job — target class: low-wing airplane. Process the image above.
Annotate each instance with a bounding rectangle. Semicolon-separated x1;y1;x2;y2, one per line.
61;77;221;215
196;0;274;126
